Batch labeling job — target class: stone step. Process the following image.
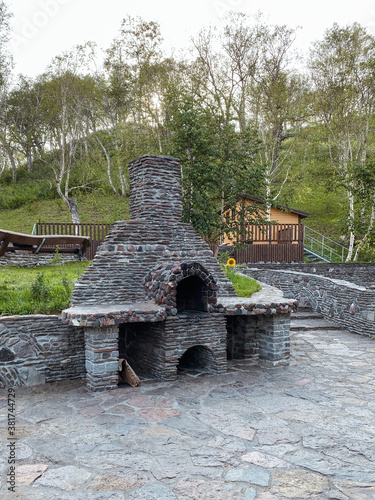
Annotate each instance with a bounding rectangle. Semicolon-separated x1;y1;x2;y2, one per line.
291;311;324;320
290;311;343;331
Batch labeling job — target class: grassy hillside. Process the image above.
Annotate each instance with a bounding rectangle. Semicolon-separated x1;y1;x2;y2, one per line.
0;192;130;233
0;158;348;246
0;182;346;243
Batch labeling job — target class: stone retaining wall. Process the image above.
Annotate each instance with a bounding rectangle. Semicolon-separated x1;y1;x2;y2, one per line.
0;253;81;268
249;262;375;287
0;315;85;388
246;266;375;337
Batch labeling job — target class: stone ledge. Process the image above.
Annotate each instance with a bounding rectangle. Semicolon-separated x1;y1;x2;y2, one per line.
63;281;295;327
62;302;167;327
247;267;375;337
216;283;296;316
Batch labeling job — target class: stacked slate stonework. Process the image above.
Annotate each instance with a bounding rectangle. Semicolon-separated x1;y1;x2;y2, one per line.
64;155;293;391
70;155;236;307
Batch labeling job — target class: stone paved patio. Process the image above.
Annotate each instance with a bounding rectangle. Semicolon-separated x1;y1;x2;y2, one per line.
1;313;375;500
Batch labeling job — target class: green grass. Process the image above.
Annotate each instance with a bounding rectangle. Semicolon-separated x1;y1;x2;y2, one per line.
0;261;91;315
224;265;261;297
231;272;261;297
0;192;130;233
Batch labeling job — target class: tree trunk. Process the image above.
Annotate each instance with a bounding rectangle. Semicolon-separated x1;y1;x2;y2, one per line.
0;157;6;177
114;140;128;196
265;178;271;221
4;144;17;181
27;150;32;172
96;135;118;195
68;198;80;227
353;195;375;262
345;190;355;262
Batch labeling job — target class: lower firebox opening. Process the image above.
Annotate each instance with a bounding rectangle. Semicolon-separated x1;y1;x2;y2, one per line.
177;345;216;375
118;323;151;379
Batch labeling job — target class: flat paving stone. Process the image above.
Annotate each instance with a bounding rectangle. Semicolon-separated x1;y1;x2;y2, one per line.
1;314;375;499
225;466;270;486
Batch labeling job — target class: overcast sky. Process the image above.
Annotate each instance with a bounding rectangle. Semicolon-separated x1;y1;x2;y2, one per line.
7;0;375;77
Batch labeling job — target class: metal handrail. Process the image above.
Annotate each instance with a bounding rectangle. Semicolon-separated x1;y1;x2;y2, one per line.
304;236;338;262
303;246;331;263
303;227;348;263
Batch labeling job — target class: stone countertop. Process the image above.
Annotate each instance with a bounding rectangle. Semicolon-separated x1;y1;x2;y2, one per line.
62;283;295;327
216;283;296;316
62;302;167;327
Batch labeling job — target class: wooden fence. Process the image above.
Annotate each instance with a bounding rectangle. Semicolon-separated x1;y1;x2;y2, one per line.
241;223;303;244
34;223;112;260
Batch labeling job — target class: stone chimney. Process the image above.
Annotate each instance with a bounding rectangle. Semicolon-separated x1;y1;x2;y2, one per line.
129;155;182;221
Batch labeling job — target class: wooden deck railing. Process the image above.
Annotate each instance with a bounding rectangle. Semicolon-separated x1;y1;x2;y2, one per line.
34;223;112;260
209;224;304;263
233;223;304;244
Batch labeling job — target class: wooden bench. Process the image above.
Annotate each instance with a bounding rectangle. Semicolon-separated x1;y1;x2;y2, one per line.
0;229;91;258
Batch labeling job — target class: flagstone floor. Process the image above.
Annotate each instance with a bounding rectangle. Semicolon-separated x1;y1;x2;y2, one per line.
1;313;375;500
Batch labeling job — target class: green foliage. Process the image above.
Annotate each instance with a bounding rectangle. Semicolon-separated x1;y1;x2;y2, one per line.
30;272;51;301
217;251;231;267
231;272;261;298
0;191;130;233
167;91;265;239
0;179;55;210
220;256;261;297
307;23;375;260
0;0;12;88
224;265;237;283
352;241;375;263
2;14;375;261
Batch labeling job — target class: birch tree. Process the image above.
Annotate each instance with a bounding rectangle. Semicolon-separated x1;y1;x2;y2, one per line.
40;44;99;224
0;0;11;87
309;23;375;261
5;77;45;172
252;24;309;214
0;0;14;179
101;15;166;195
191;13;307;217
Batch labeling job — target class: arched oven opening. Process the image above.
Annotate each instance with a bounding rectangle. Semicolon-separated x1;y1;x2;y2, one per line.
177;345;216;374
176;276;208;314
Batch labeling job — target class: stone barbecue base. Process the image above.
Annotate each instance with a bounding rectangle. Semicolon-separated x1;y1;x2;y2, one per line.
0;309;291;391
120;313;228;381
84;311;291;392
0;155;294;392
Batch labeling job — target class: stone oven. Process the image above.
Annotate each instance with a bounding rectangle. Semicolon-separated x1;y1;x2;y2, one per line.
63;155;294;391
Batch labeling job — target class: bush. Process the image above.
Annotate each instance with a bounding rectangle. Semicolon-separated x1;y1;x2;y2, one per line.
30;272;51;301
0;182;55;209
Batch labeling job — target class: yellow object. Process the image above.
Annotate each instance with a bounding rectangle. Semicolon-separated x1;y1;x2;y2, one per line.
227;258;236;267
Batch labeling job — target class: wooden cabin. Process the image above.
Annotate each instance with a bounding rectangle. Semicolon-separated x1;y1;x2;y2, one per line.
220;195;309;263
